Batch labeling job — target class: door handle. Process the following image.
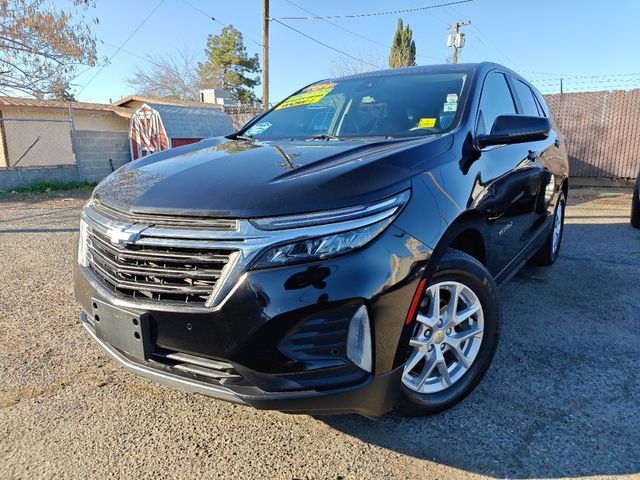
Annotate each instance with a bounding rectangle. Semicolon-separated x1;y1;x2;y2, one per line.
527;150;540;161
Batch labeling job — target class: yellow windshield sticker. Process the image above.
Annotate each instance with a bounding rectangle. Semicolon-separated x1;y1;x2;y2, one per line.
417;117;437;128
275;83;336;110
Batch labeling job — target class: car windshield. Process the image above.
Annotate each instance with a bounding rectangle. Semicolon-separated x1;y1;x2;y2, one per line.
243;71;469;140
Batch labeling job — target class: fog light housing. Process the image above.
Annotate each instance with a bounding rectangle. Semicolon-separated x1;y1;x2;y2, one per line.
346;305;372;373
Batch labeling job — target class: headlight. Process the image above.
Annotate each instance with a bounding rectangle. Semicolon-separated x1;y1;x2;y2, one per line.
251;218;392;269
250;190;410;269
78;218;89;267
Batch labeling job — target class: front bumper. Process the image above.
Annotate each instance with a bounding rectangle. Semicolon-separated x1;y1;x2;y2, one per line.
75;224;431;417
81;309;401;417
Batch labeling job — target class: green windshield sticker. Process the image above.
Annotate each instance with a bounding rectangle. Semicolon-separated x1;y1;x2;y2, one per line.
443;102;457;113
275;82;336;110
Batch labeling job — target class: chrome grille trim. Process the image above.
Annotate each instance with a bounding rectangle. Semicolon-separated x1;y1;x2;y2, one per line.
93;199;238;231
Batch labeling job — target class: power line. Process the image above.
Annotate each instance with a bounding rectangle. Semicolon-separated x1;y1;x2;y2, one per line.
273;0;475;21
179;0;226;27
281;0;440;61
271;18;383;69
101;41;166;70
407;0;453;26
532;72;640;80
468;24;515;66
179;0;262;47
76;0;166;96
434;0;518;67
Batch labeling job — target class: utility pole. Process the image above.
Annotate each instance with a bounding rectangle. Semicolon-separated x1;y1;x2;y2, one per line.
447;21;471;64
262;0;269;109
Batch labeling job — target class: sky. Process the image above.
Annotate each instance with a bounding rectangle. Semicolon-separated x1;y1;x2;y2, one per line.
70;0;640;105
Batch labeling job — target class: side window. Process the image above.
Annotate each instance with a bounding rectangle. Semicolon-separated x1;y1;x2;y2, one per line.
477;73;516;135
512;79;540;116
534;93;548;118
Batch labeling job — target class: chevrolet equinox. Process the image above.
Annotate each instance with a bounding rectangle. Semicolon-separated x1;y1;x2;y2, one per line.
75;63;569;418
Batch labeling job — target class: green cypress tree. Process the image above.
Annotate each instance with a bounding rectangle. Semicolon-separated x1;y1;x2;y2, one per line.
198;25;261;104
388;18;417;68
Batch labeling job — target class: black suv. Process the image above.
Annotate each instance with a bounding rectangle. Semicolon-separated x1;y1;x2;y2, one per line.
75;63;568;418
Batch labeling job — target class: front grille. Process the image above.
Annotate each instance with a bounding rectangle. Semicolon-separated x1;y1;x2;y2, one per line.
86;225;236;305
94;200;238;231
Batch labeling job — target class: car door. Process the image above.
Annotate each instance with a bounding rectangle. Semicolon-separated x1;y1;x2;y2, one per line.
475;72;544;276
509;78;560;234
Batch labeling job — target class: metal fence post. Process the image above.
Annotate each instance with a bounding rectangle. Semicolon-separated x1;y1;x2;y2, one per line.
68;102;84;181
0;110;10;168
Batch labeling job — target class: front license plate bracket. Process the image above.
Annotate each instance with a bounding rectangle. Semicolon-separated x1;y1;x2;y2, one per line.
91;298;151;360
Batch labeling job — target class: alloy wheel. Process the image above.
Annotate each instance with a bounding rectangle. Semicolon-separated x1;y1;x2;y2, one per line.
552;199;564;254
402;281;484;394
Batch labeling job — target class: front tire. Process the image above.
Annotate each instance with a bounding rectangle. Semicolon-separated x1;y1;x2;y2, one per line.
395;249;501;416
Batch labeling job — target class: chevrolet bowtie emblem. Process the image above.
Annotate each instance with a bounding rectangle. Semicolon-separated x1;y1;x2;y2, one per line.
106;225;145;246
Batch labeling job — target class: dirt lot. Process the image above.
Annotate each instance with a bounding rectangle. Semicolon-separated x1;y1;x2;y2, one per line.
0;188;638;480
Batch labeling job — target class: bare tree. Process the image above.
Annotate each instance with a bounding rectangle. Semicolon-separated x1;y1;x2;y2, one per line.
126;47;217;102
0;0;98;98
328;51;386;78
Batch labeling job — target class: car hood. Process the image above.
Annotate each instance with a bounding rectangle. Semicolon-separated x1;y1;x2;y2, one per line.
93;135;453;218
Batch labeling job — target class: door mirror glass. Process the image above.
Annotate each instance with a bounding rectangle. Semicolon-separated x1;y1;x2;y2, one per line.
477;115;551;147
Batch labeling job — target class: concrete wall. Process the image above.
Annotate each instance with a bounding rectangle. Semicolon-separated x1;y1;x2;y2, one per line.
73;130;130;183
0;165;80;191
74;111;129;132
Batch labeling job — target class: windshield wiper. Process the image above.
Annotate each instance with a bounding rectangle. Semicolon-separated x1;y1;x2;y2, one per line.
232;133;255;141
307;134;343;141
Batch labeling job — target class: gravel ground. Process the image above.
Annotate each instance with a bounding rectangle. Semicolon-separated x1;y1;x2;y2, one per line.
0;188;638;480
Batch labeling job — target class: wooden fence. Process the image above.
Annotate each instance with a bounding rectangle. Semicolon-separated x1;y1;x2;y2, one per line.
545;89;640;179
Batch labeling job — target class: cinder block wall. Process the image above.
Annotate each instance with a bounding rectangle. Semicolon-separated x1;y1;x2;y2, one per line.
73;130;130;183
0;165;80;191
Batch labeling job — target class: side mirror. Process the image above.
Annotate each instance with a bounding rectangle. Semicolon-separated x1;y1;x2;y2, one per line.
477;115;551;147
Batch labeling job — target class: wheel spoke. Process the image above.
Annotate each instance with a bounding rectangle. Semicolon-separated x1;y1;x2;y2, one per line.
429;285;440;320
453;325;483;343
416;313;438;328
446;283;461;320
415;351;438;389
409;336;425;348
447;340;471;369
453;303;481;325
404;348;425;373
435;348;451;386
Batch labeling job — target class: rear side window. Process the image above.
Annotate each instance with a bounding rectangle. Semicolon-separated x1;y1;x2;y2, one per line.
477;73;516;135
512;79;540;116
534;93;549;117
